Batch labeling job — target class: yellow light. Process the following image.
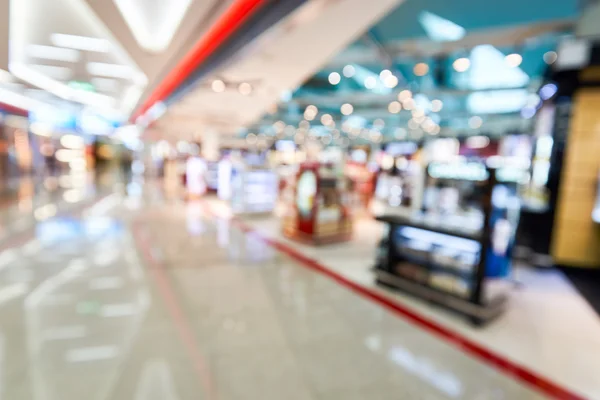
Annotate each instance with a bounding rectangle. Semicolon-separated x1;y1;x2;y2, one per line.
413;63;429;76
453;58;470;72
388;101;402;114
211;79;225;93
505;53;523;68
341;103;354;116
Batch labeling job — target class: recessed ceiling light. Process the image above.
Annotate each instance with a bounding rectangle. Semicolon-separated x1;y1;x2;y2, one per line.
543;51;558;65
453;57;471;72
50;33;112;53
388;101;402;114
364;76;377;89
328;72;341;85
29;65;72;80
379;69;392;80
341;103;354;116
342;65;355;78
383;75;399;88
87;62;134;79
505;53;523;68
27;45;80;63
238;82;252;95
413;63;429;76
210;79;225;93
431;99;443;112
321;113;333;125
90;78;119;92
398;90;412;101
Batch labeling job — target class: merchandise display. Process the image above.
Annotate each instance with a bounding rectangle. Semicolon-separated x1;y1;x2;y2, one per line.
230;166;278;214
205;161;220;191
372;143;422;217
282;162;352;245
374;162;519;325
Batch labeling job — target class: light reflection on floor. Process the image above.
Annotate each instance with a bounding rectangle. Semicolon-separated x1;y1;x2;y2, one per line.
0;181;553;399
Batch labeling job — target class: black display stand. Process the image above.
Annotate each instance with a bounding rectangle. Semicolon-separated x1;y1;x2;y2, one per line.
374;166;508;326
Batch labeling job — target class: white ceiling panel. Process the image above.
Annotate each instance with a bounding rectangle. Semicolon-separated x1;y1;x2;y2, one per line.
113;0;193;53
162;0;404;138
9;0;147;115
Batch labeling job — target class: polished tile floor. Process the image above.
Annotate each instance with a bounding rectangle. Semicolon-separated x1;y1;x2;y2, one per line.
0;181;561;399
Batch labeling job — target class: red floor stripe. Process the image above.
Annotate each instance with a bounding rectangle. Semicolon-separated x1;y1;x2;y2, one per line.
220;215;587;400
132;221;218;400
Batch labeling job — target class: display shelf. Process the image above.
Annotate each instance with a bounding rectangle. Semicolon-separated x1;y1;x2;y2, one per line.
282;162;352;246
375;269;507;324
377;215;483;241
374;165;516;326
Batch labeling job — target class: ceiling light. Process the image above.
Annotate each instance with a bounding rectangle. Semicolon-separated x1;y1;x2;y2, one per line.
505;53;523;68
341;103;354;116
543;51;558;65
388;101;402;114
402;98;415;110
27;45;80;63
0;87;50;112
431;125;441;135
30;65;72;80
373;118;385;128
87;62;134;79
321;114;333;126
304;111;315;121
364;76;377;89
113;0;192;53
398;90;412;101
306;105;318;113
408;119;419;130
343;65;356;78
431;99;443;112
468;116;483;129
238;82;252;95
50;33;112;53
91;78;119;92
211;79;225;93
328;72;341;85
412;109;425;118
379;69;392;80
413;63;429;76
383;75;399;88
453;57;470;72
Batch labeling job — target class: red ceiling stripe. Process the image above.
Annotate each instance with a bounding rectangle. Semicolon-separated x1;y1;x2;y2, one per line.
134;0;268;120
0;103;29;118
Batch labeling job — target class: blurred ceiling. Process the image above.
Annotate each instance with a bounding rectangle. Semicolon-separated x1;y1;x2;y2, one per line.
238;0;580;143
0;0;234;121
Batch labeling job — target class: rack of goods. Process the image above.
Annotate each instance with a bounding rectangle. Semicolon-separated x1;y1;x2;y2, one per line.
374;161;520;326
230;167;278;214
282;162;352;245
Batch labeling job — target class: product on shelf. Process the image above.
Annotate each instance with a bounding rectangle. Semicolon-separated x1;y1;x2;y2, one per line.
374;163;518;326
282;162;352;245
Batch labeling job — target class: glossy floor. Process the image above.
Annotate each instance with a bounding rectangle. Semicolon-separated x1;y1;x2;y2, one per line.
0;183;567;399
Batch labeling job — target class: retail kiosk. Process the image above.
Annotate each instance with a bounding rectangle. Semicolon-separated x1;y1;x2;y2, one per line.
282;162;352;245
374;161;520;326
